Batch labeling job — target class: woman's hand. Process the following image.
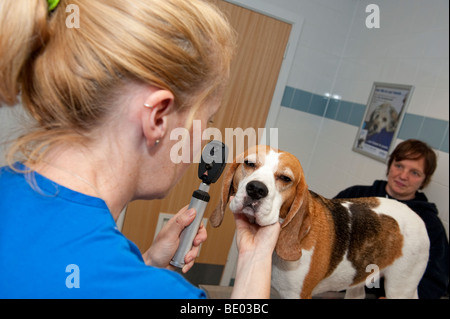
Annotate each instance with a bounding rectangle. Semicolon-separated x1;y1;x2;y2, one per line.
231;213;281;299
143;205;207;273
234;213;281;257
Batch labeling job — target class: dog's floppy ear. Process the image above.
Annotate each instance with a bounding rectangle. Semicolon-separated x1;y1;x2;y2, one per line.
275;178;311;261
210;161;240;228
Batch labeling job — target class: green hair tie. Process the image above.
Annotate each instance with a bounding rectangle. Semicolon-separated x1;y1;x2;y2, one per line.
47;0;61;11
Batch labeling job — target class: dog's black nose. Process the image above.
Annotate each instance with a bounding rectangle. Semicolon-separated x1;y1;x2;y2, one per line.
246;181;269;200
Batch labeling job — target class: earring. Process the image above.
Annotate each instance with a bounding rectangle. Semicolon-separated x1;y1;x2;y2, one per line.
155;139;161;146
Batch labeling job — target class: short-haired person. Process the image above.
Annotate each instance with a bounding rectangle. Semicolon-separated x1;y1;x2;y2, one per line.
0;0;280;298
335;139;449;298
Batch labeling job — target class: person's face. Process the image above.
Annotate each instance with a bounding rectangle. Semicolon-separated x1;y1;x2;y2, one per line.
160;98;221;194
386;157;426;200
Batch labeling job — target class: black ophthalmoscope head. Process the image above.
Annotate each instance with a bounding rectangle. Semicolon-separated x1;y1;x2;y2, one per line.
198;140;228;185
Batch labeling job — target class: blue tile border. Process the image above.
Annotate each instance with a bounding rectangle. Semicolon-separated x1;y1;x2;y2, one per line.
292;89;311;113
324;99;339;120
309;94;328;117
420;118;449;151
441;126;449;153
281;86;449;153
336;101;353;124
398;113;423;140
281;86;295;108
348;103;366;127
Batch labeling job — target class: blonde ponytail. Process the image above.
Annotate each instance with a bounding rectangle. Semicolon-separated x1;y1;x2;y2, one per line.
0;0;49;106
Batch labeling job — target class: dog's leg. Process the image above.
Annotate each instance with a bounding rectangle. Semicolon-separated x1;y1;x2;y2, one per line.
383;258;426;299
383;228;429;299
344;284;366;299
384;279;419;299
383;271;421;299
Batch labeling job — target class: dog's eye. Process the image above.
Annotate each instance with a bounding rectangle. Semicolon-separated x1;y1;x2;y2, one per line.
279;175;292;183
244;160;256;168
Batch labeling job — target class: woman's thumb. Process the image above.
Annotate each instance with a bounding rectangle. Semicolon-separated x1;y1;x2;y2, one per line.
173;207;196;233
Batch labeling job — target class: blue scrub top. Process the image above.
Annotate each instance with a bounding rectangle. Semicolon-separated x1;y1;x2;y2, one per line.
0;164;205;299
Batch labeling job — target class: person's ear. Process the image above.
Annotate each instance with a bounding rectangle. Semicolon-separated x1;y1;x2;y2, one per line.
142;89;175;148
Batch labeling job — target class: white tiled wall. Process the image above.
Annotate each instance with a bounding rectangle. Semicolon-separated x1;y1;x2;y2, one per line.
337;0;449;117
284;0;356;95
268;0;449;237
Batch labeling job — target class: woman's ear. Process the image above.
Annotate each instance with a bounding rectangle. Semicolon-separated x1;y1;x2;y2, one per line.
142;89;175;148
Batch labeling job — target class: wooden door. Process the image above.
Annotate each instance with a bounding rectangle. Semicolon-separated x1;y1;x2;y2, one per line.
122;0;291;270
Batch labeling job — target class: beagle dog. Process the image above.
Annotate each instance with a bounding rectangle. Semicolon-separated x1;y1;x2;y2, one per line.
210;145;430;299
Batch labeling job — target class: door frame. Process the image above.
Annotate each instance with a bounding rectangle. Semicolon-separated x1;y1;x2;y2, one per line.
219;0;304;286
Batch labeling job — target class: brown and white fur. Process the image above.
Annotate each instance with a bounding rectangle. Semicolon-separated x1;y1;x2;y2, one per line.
210;145;430;299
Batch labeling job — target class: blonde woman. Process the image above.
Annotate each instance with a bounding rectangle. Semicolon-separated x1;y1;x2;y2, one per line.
0;0;280;298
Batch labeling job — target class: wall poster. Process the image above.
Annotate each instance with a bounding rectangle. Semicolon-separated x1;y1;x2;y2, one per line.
353;82;414;162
